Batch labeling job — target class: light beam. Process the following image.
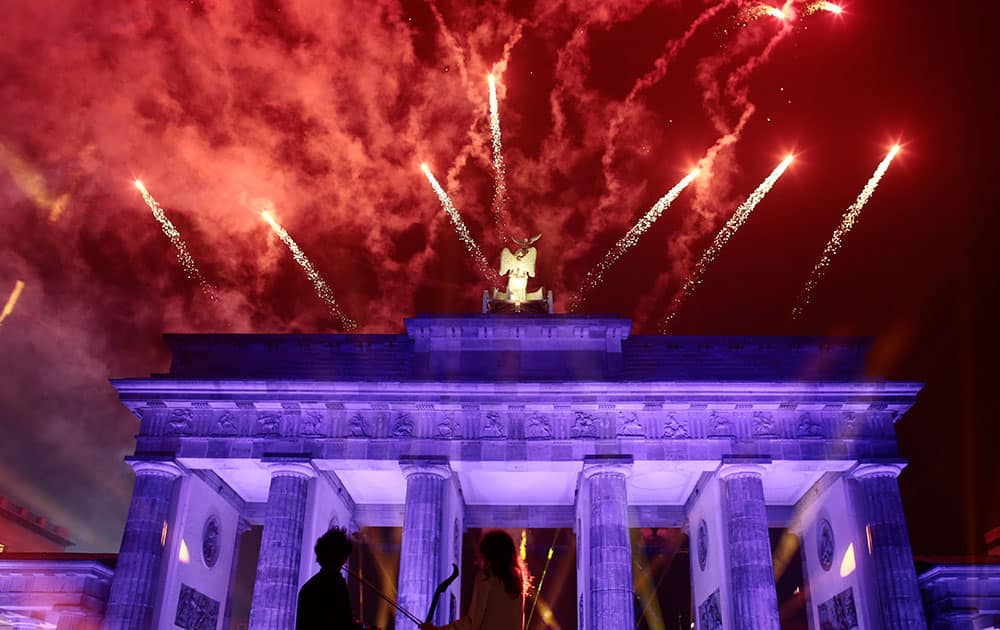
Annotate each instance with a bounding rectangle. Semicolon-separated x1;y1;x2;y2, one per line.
420;162;499;282
571;169;699;310
791;145;900;319
261;210;357;330
660;155;794;332
134;180;218;301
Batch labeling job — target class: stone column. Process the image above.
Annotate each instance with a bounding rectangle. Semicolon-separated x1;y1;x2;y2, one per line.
248;463;315;630
851;464;927;629
719;463;780;630
583;458;634;630
102;459;183;630
396;460;451;630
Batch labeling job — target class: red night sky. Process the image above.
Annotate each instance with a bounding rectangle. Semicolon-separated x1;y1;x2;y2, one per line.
0;0;997;559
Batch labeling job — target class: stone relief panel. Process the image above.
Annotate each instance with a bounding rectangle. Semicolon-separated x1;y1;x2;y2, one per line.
348;412;372;438
210;410;242;436
839;411;861;438
570;411;599;439
525;412;553;440
174;583;219;630
616;412;644;437
707;411;734;437
434;413;460;439
254;411;282;436
166;408;195;435
391;413;415;438
697;589;723;630
817;587;858;630
752;411;776;436
796;412;824;438
661;413;690;439
480;412;507;439
298;411;329;437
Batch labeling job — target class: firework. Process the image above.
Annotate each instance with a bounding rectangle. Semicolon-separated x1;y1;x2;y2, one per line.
261;210;357;331
420;163;499;282
792;146;900;319
0;142;70;222
805;1;843;15
0;280;25;328
487;74;513;239
660;155;794;332
571;169;699;310
134;180;218;301
743;3;790;22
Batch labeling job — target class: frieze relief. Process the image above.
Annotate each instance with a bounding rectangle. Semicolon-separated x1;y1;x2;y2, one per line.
570;411;600;438
435;413;461;439
392;413;415;438
796;412;824;438
525;412;553;440
661;413;690;439
480;412;507;439
616;412;644;437
166;408;195;435
254;412;282;436
752;411;776;436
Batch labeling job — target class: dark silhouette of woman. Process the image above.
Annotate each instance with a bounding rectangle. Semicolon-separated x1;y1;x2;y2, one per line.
296;528;366;630
421;530;527;630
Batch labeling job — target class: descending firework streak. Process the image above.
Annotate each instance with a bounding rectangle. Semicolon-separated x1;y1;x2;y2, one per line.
261;211;357;331
660;155;794;332
487;74;512;239
134;181;218;301
420;163;500;282
0;280;25;328
571;169;699;310
792;146;900;319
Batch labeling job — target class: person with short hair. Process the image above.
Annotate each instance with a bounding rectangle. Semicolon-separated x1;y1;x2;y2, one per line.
296;527;367;630
420;530;527;630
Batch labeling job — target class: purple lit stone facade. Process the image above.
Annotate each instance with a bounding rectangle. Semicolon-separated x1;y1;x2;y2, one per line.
78;314;956;629
101;460;182;630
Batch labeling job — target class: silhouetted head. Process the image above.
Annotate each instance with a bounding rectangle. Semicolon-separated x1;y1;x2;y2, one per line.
315;528;352;569
478;530;526;597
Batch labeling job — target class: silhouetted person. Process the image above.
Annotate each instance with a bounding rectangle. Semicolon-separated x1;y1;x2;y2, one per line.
297;527;365;630
421;530;527;630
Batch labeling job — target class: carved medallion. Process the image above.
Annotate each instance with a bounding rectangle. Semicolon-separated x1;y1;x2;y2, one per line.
697;519;709;571
818;518;835;571
202;515;220;568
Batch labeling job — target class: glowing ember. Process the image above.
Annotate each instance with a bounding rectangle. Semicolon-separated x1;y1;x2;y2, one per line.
0;280;26;329
487;74;512;239
660;155;794;332
134;180;218;301
571;169;699;309
792;145;900;319
261;210;357;330
420;162;499;282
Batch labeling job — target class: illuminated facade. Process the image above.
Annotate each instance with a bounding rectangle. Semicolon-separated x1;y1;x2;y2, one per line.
89;313;936;629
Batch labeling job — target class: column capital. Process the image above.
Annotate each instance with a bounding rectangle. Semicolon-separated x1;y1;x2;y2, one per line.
851;461;907;480
127;458;185;478
718;462;766;480
582;455;633;479
399;456;451;480
266;461;316;479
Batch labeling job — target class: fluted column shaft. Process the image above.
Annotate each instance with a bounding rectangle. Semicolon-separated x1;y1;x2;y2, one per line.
853;464;927;629
248;464;314;630
721;465;780;630
102;460;183;630
584;461;634;630
397;462;450;630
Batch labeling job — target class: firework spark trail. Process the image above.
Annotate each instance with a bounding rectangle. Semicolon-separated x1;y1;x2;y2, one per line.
570;169;700;311
420;163;500;283
261;210;357;331
804;1;843;15
660;155;794;332
0;280;25;328
134;180;218;301
601;0;736;193
487;73;512;240
792;146;900;320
